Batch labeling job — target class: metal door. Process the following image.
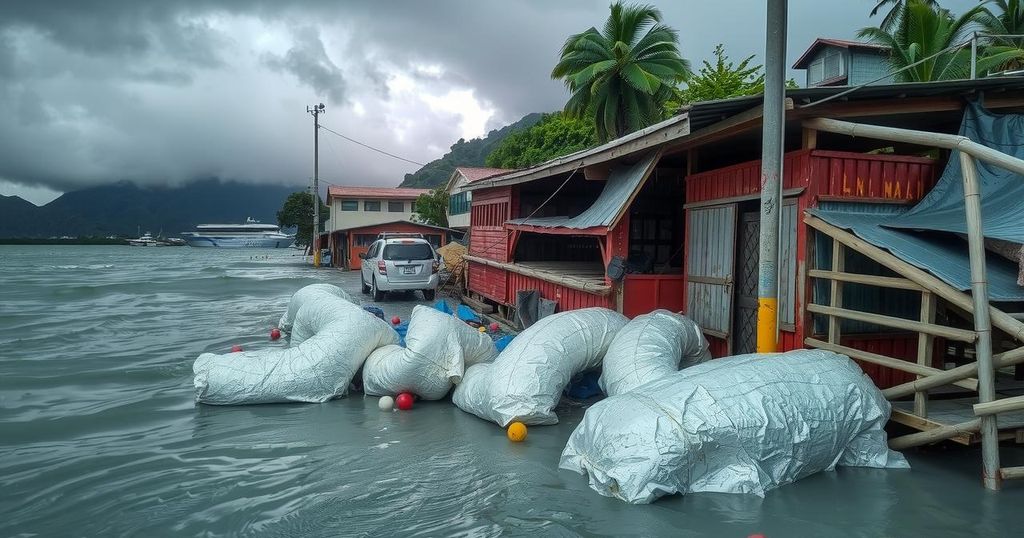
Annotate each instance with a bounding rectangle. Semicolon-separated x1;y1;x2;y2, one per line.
685;204;737;341
734;211;760;355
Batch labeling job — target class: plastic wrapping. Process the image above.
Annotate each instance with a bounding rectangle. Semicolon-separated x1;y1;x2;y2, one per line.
599;309;710;396
194;284;397;405
560;349;909;503
453;307;628;426
362;305;498;399
277;283;354;333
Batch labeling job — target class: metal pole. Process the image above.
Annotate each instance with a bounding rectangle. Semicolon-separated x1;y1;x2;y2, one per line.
757;0;787;353
971;32;978;80
308;103;324;267
960;153;1001;490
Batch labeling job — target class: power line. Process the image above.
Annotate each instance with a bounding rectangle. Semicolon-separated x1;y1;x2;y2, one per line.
318;124;427;167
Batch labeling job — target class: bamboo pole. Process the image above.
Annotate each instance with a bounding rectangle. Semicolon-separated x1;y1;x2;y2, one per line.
807;304;976;342
808;269;923;291
888;418;981;450
974;394;1024;416
805;338;978;390
916;292;937;417
883;345;1024;399
960;153;1001;490
999;467;1024;480
462;255;611;295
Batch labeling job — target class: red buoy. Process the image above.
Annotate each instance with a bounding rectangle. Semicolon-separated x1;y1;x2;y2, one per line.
748;534;766;538
231;345;243;353
270;328;281;341
489;322;499;332
391;316;401;325
396;392;414;410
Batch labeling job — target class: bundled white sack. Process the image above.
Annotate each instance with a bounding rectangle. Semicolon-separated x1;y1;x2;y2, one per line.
277;283;354;333
560;349;909;503
194;285;397;405
362;306;498;400
453;307;628;426
599;309;710;396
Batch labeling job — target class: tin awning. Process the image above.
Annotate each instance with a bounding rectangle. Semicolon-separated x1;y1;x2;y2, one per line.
507;151;660;231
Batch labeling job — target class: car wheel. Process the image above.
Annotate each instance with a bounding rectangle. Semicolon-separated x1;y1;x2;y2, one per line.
372;277;385;302
422;289;436;301
361;275;370;294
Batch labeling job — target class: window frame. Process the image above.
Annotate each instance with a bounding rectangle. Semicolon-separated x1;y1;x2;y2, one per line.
387;201;405;213
340;200;359;212
364;200;381;212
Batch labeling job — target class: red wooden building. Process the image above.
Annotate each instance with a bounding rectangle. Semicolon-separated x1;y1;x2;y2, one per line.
462;79;1024;390
322;220;457;270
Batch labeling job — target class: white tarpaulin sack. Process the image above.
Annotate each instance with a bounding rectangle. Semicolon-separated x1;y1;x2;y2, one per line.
560;349;909;503
599;309;710;396
194;284;397;405
277;283;354;333
453;307;628;426
362;305;498;400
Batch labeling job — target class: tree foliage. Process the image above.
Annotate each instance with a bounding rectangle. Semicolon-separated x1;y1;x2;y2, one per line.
485;112;598;169
551;2;691;142
977;0;1024;71
413;188;449;228
277;191;328;247
859;0;1024;81
673;45;766;105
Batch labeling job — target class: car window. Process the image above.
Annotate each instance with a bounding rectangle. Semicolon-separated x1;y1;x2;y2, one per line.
367;242;379;258
382;243;433;261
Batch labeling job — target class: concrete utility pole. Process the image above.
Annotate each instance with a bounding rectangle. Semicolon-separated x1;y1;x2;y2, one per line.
307;103;325;267
757;0;788;353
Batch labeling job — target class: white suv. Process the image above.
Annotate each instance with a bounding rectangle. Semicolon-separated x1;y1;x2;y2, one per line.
359;233;440;301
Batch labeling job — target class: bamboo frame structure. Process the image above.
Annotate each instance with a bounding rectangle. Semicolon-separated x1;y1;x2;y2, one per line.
802;117;1024;490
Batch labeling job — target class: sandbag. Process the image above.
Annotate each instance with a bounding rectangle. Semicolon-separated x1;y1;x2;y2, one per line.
362;305;498;400
194;284;396;405
559;350;908;503
599;309;710;396
453;307;628;426
277;283;354;333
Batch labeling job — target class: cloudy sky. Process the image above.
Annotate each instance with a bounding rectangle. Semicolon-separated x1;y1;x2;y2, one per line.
0;0;977;205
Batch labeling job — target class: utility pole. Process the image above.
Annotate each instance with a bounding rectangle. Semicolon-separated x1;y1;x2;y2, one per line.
307;103;325;267
757;0;788;353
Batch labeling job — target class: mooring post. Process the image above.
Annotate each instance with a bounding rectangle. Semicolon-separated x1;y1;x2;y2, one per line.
757;0;787;353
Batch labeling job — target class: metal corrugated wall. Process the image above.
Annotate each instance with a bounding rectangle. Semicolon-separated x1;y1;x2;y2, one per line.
685;205;736;337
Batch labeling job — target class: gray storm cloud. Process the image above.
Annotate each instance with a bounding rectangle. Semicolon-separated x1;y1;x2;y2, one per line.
0;0;979;199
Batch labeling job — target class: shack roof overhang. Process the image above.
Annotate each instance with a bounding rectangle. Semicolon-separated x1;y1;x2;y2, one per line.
468;78;1024;193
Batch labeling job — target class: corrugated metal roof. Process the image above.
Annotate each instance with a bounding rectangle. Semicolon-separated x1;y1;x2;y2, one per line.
327;186;428;200
507;151;660;230
808;207;1024;301
456;167;512;183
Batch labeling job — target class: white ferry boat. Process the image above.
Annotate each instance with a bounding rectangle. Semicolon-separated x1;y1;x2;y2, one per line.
128;232;166;247
181;218;294;248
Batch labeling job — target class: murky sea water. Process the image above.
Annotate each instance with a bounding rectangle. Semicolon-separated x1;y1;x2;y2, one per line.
2;245;1024;537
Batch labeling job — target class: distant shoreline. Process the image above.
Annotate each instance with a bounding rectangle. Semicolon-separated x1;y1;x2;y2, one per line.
0;238;128;245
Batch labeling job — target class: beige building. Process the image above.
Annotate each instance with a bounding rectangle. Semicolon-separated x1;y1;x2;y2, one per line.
326;186;427;231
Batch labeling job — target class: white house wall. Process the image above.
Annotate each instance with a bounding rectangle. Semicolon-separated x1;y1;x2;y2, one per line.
328;198;420;231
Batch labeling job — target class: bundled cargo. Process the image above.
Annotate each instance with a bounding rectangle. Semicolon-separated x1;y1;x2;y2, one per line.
453;308;628;426
277;283;355;333
194;284;396;405
598;309;710;396
560;350;909;503
362;305;498;400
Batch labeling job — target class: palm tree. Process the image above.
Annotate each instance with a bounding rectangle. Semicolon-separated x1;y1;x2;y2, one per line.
551;2;690;142
977;0;1024;71
868;0;939;31
858;0;1022;81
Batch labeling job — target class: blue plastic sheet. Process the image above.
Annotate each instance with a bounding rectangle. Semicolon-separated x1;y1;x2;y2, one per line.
494;334;514;352
433;300;454;315
456;304;480;323
392;320;409;347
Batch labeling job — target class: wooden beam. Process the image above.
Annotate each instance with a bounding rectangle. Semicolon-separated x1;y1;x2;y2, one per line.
974;394;1024;416
916;291;937;417
463;254;611;295
1000;466;1024;480
805;337;978;390
802;127;818;149
883;345;1024;399
890;409;976;445
828;242;844;345
807;304;977;342
804;215;1024;342
808;269;924;291
889;418;982;450
683;187;805;209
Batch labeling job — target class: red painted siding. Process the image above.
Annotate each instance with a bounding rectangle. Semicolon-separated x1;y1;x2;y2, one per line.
342;222;447;270
468;262;507;304
507;272;613;311
623;274;686;318
469;186;512;262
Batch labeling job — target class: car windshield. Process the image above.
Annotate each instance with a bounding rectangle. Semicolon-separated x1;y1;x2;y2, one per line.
382;243;433;261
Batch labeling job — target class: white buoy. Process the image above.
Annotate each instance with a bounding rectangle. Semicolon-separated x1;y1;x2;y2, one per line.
378;396;394;411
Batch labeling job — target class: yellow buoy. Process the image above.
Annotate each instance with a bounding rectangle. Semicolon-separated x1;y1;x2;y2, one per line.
507;421;528;442
478;326;487;333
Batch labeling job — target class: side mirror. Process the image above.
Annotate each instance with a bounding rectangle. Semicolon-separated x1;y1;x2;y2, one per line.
358;253;366;260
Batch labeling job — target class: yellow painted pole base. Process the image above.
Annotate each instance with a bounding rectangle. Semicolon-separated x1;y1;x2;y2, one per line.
756;297;779;353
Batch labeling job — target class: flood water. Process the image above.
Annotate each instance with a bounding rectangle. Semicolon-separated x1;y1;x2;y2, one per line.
2;245;1023;537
